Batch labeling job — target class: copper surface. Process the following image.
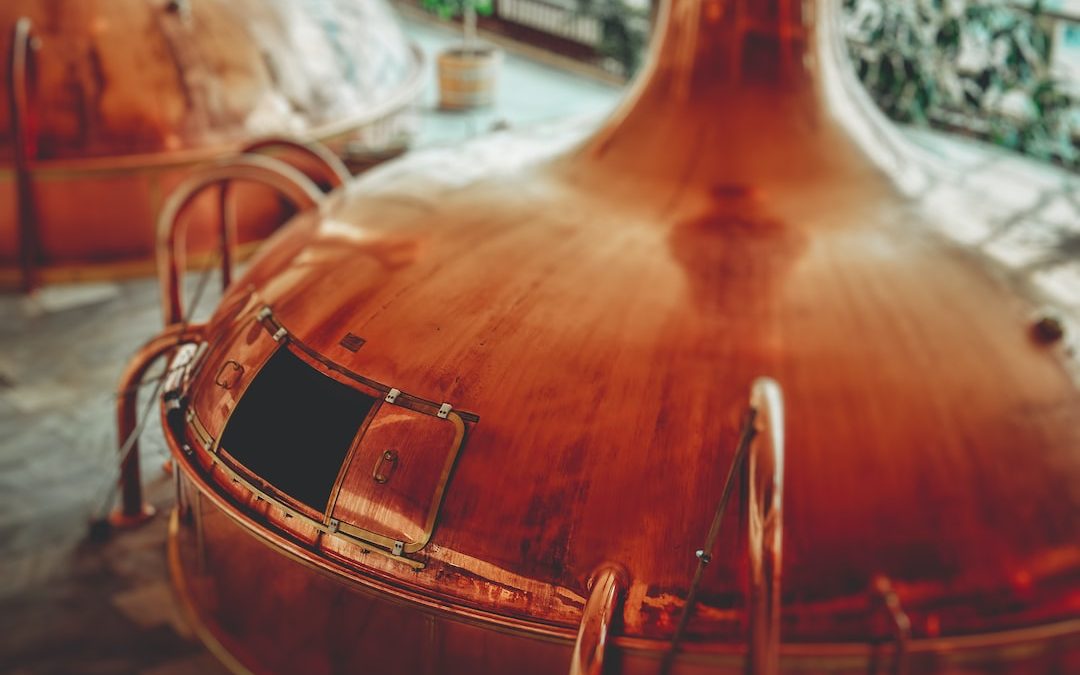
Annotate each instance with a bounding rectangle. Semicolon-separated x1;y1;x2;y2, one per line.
133;0;1080;671
0;0;423;286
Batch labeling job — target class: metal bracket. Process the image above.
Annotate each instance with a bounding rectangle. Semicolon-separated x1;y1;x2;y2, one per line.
391;541;404;556
327;518;340;534
437;403;453;419
385;387;401;404
257;306;273;321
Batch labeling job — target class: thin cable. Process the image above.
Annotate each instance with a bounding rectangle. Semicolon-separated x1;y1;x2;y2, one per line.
90;252;221;521
658;407;758;675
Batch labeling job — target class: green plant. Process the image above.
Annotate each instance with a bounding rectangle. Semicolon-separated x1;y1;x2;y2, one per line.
844;0;1079;168
422;0;494;46
576;0;650;77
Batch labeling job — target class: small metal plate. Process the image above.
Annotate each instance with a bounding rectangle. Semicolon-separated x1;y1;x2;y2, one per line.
339;333;366;352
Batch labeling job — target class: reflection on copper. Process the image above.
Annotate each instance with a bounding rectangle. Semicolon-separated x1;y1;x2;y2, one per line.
123;0;1080;672
747;378;784;675
7;17;39;291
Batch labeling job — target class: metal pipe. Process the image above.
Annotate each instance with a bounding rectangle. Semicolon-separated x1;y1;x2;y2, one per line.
746;378;785;675
216;182;236;290
216;137;350;290
240;137;352;190
8;17;41;292
156;154;324;325
113;323;205;527
569;564;628;675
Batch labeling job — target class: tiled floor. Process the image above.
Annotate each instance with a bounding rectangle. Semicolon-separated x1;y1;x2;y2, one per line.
1;12;1078;675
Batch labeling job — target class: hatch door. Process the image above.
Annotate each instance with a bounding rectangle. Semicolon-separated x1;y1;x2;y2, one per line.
332;404;465;553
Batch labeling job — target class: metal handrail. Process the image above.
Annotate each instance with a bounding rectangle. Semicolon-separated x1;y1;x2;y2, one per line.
240;137;352;189
215;138;349;288
746;377;785;675
569;564;628;675
8;17;41;292
112;323;205;526
661;377;786;675
156;154;324;325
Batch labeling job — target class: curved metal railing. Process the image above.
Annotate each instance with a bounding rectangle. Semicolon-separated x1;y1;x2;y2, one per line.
8;17;41;292
213;137;349;288
156;154;324;325
570;564;628;675
658;376;786;675
112;323;206;526
240;137;351;189
746;378;785;675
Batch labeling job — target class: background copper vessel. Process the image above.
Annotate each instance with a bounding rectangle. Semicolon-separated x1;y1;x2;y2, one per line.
1;0;423;289
124;0;1080;672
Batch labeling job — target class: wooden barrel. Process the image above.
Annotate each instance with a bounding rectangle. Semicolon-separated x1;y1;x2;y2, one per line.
437;46;502;110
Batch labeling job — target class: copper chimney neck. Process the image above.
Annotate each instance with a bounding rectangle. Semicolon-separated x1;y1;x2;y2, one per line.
646;0;819;99
578;0;906;188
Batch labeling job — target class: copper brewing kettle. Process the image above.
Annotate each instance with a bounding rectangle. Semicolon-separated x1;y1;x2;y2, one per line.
1;0;422;289
120;0;1080;673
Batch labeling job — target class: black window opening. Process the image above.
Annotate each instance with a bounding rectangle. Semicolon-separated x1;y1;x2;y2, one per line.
219;347;376;513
